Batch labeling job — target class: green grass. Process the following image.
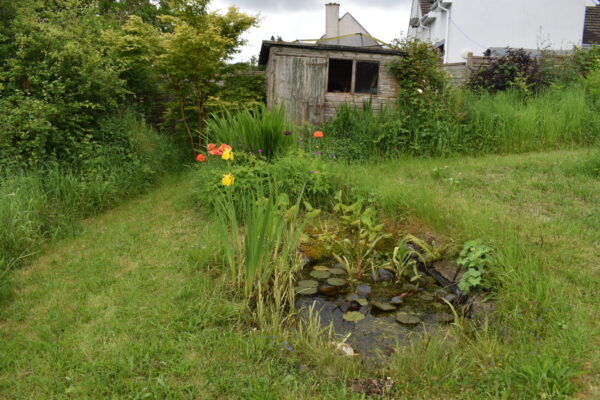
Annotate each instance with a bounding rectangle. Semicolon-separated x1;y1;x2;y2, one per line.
0;113;183;292
0;149;598;399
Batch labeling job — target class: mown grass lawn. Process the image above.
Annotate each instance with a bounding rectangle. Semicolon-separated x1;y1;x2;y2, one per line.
1;149;598;399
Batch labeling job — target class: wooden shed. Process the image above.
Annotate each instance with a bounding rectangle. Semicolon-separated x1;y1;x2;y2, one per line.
259;41;405;126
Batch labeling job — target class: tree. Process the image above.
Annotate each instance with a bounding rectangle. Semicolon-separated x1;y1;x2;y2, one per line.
115;6;257;150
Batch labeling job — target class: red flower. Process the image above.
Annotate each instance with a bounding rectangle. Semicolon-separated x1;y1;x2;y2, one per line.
207;143;216;151
196;153;206;162
218;143;232;152
313;131;324;138
209;149;222;156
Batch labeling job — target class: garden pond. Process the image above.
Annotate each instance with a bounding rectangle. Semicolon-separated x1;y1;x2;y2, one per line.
295;254;463;359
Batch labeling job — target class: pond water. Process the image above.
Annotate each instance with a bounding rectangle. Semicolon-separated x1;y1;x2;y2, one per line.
295;260;459;359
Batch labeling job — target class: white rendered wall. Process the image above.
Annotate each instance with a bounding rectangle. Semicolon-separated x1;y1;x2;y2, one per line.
414;0;591;63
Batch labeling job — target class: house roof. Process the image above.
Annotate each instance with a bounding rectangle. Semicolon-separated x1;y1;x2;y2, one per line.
420;0;434;14
583;6;600;44
258;41;405;65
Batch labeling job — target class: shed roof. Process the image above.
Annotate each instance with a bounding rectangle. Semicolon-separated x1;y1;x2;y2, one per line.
583;6;600;44
258;41;406;65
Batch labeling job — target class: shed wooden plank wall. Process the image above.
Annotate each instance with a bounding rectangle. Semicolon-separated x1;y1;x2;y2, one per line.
266;46;401;125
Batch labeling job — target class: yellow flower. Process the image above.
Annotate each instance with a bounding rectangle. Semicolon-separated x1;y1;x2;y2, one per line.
221;149;234;161
221;173;235;186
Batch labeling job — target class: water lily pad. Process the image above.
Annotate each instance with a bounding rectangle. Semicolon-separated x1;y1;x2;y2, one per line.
357;298;369;306
396;312;421;325
329;268;346;275
313;265;330;272
318;285;339;295
371;301;396;312
343;311;365;323
309;270;331;279
298;280;319;288
356;285;371;297
345;293;359;302
326;278;346;287
295;286;318;295
432;312;454;323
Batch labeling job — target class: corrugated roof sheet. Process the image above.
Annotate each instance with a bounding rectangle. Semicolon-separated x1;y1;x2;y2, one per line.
583;6;600;44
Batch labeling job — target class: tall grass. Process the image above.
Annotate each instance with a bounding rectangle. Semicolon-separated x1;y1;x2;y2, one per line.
461;84;600;154
0;113;183;293
205;105;295;159
324;72;600;158
214;188;315;326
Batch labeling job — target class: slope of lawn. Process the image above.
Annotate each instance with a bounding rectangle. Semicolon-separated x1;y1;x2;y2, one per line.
0;149;599;399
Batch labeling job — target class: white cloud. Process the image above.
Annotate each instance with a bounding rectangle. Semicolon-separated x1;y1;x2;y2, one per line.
210;1;412;62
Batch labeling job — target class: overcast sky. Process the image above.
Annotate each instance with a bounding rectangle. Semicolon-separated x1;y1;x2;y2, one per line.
209;0;413;62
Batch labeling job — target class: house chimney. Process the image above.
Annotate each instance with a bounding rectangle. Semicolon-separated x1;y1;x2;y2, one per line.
325;3;340;44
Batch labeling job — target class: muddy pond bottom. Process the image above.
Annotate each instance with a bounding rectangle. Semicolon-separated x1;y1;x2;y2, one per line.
295;263;457;358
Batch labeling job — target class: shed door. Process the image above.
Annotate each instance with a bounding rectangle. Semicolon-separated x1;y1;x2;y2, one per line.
272;55;327;125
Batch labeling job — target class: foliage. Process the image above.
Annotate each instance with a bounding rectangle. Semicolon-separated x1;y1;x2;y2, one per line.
205;105;294;159
321;191;391;279
553;45;600;83
324;70;600;159
460;82;600;153
114;7;258;151
205;60;266;114
192;152;338;213
214;189;318;305
457;240;495;294
468;48;549;94
0;2;130;168
0;113;182;281
324;40;463;159
389;39;448;94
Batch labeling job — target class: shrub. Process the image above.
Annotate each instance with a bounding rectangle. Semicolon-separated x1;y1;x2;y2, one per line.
0;5;129;168
204;105;295;160
468;48;549;94
191;152;339;212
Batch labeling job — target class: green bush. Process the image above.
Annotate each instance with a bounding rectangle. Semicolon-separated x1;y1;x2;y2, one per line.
322;40;463;159
191;152;338;212
0;3;129;168
467;49;549;94
204;105;296;159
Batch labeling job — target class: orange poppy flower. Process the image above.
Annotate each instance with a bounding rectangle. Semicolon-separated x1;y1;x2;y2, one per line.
209;149;222;156
196;153;206;162
313;131;324;138
218;144;232;152
207;143;216;151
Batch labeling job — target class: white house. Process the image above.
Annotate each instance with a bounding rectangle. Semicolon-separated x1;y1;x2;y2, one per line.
319;3;381;48
408;0;600;63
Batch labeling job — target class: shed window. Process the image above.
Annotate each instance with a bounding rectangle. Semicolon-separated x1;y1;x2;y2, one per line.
327;59;353;93
355;62;379;94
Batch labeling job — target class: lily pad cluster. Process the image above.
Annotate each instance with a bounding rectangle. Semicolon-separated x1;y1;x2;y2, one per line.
295;265;348;297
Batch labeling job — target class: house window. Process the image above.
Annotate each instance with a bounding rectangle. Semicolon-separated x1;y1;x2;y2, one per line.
327;59;353;93
355;62;379;94
327;59;379;94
